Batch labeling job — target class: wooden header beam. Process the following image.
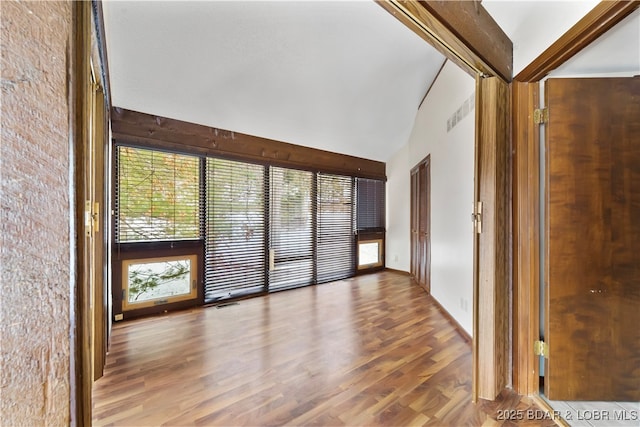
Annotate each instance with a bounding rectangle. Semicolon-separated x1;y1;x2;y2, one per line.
377;0;513;81
111;108;386;181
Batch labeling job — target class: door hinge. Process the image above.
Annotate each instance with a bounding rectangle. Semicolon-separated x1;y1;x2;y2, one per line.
85;200;100;236
471;201;483;234
92;202;100;234
533;108;548;124
534;340;549;358
85;201;93;237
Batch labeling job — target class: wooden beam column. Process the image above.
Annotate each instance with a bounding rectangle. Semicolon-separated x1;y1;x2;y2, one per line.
474;76;510;401
377;0;513;81
511;81;540;396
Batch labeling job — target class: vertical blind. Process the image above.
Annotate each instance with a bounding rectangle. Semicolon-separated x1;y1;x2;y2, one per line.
115;145;201;242
356;178;386;231
269;167;314;291
317;174;355;283
205;157;267;302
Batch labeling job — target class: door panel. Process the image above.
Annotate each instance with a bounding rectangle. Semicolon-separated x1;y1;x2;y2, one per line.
410;156;430;293
420;159;430;293
545;77;640;401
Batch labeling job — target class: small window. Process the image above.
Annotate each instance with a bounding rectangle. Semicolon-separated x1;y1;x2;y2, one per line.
358;238;383;269
122;255;198;311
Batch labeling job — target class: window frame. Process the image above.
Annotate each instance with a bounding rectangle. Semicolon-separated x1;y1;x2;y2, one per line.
111;141;386;319
112;240;204;320
356;232;385;272
121;254;198;311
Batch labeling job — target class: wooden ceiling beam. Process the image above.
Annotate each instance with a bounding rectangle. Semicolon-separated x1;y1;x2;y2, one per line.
111;107;386;181
377;0;513;81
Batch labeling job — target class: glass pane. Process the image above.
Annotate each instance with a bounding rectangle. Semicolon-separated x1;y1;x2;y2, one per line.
117;146;201;242
358;242;380;266
269;167;314;291
205;158;266;302
127;259;192;304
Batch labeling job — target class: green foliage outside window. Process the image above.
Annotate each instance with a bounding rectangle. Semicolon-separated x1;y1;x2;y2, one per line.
117;146;200;241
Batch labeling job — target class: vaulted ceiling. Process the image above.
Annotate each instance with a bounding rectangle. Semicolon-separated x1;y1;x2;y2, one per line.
103;1;639;163
103;1;445;162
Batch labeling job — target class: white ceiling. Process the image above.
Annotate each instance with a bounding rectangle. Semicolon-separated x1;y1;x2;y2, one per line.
103;1;639;163
103;1;445;162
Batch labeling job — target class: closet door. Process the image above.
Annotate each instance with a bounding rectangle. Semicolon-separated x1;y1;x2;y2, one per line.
411;156;430;293
410;168;419;279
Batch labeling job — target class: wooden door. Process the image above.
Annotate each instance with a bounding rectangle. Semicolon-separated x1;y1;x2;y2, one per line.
90;75;108;381
410;169;418;280
544;77;640;401
410;156;430;293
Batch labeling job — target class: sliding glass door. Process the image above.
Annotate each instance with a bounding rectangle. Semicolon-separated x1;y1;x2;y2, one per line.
205;158;267;302
317;173;354;283
268;167;314;291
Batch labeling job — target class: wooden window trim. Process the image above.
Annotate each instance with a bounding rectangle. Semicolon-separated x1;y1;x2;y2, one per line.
113;240;204;320
357;238;384;270
121;254;199;311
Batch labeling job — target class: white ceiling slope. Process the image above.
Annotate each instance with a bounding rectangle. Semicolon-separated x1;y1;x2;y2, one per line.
103;1;445;162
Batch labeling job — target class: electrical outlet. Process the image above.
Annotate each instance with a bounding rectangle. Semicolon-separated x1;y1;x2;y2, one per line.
394;255;398;262
115;313;123;321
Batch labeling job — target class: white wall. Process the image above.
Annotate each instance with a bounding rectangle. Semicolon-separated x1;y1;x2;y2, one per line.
548;8;640;78
386;61;475;334
482;0;600;76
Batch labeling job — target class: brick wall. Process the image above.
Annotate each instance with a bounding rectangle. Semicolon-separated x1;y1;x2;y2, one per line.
1;1;73;424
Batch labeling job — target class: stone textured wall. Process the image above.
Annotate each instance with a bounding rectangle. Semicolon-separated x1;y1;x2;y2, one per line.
1;1;72;425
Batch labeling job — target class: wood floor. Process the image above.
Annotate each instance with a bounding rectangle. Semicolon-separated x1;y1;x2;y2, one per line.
93;271;556;426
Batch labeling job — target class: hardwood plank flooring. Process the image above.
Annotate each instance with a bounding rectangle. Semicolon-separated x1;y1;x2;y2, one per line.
93;271;556;426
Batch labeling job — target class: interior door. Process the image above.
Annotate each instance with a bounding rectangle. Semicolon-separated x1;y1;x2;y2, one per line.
410;156;430;293
420;158;430;293
410;169;418;280
544;77;640;401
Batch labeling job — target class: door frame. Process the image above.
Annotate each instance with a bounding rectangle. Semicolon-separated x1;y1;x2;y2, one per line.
511;1;638;397
379;1;512;402
72;1;112;424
